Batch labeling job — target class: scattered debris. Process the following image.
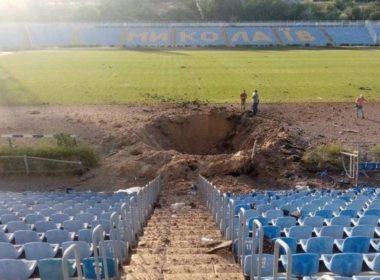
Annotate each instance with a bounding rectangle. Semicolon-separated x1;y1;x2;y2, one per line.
200;237;220;247
341;129;359;134
206;240;232;253
170;202;186;212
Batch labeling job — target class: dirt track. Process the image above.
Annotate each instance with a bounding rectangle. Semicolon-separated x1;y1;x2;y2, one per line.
0;102;379;192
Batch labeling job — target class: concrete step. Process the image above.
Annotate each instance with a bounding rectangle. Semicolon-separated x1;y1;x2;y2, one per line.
135;247;212;255
163;273;245;280
124;272;163;280
123;189;244;280
124;272;245;280
165;254;234;265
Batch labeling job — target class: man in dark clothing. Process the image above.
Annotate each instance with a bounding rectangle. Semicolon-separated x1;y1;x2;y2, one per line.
252;89;260;115
240;90;247;112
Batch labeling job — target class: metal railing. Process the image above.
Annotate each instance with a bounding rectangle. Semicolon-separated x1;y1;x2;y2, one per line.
198;175;294;280
62;244;84;280
250;219;264;280
0;155;82;175
273;239;292;280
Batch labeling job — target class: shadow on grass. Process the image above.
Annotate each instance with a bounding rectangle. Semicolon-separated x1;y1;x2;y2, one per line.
0;65;40;105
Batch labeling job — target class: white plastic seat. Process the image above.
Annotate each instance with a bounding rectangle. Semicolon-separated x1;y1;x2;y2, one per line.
46;229;75;244
0;259;36;280
23;242;59;260
0;242;23;259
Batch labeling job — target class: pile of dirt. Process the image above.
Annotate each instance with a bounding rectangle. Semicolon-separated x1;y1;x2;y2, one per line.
3;102;378;192
102;106;309;192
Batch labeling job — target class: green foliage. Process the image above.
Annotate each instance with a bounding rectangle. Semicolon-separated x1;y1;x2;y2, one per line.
370;145;380;162
0;50;379;104
0;0;380;21
0;145;98;168
302;143;346;172
54;133;77;147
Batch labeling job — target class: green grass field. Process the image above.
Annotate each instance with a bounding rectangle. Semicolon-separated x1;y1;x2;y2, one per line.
0;49;379;104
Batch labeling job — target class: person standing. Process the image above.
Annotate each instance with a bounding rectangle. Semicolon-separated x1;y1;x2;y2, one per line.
252;89;260;115
355;94;366;119
240;90;247;112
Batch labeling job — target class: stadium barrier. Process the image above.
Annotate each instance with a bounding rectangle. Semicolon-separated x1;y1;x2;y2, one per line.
0;21;379;50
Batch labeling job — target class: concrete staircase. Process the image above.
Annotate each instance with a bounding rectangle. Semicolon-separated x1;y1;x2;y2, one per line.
123;185;245;280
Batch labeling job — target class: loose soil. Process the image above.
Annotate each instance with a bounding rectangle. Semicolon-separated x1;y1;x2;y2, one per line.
0;102;379;193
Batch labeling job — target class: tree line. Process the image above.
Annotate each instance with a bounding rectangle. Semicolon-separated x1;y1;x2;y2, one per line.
1;0;380;22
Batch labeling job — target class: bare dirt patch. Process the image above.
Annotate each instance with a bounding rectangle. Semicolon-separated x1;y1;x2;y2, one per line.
139;113;240;155
0;102;379;193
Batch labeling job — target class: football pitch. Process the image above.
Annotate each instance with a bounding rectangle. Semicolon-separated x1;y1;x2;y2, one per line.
0;49;379;105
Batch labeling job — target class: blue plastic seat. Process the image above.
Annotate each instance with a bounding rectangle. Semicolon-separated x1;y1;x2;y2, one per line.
243;254;274;277
323;203;342;212
273;217;296;229
300;236;334;256
284;225;313;241
78;229;94;243
62;241;92;260
322;253;363;276
35;221;58;233
315;225;344;239
281;253;319;276
352;215;379;226
50;213;71;223
314;209;334;219
24;242;59;260
24;214;45;224
272;237;297;254
326;215;351;226
63;220;86;233
1;214;19;224
264;209;283;220
363;253;380;273
301;216;324;227
363;209;380;217
280;204;298;213
0;259;37;280
100;240;128;262
46;229;74;244
87;207;104;217
63;208;80;216
75;212;96;223
263;225;281;239
299;204;319;219
0;231;13;243
39;208;57;217
99;212;118;221
247;217;268;229
38;258;76;280
370;239;380;251
91;219;113;233
339;209;358;218
256;204;273;215
83;257;117;279
0;242;23;259
14;230;43;244
335;236;370;253
345;202;364;212
345;225;375;237
6;221;30;233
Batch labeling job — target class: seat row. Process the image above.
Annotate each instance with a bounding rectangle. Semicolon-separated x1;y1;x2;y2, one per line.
0;176;162;279
198;175;380;280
